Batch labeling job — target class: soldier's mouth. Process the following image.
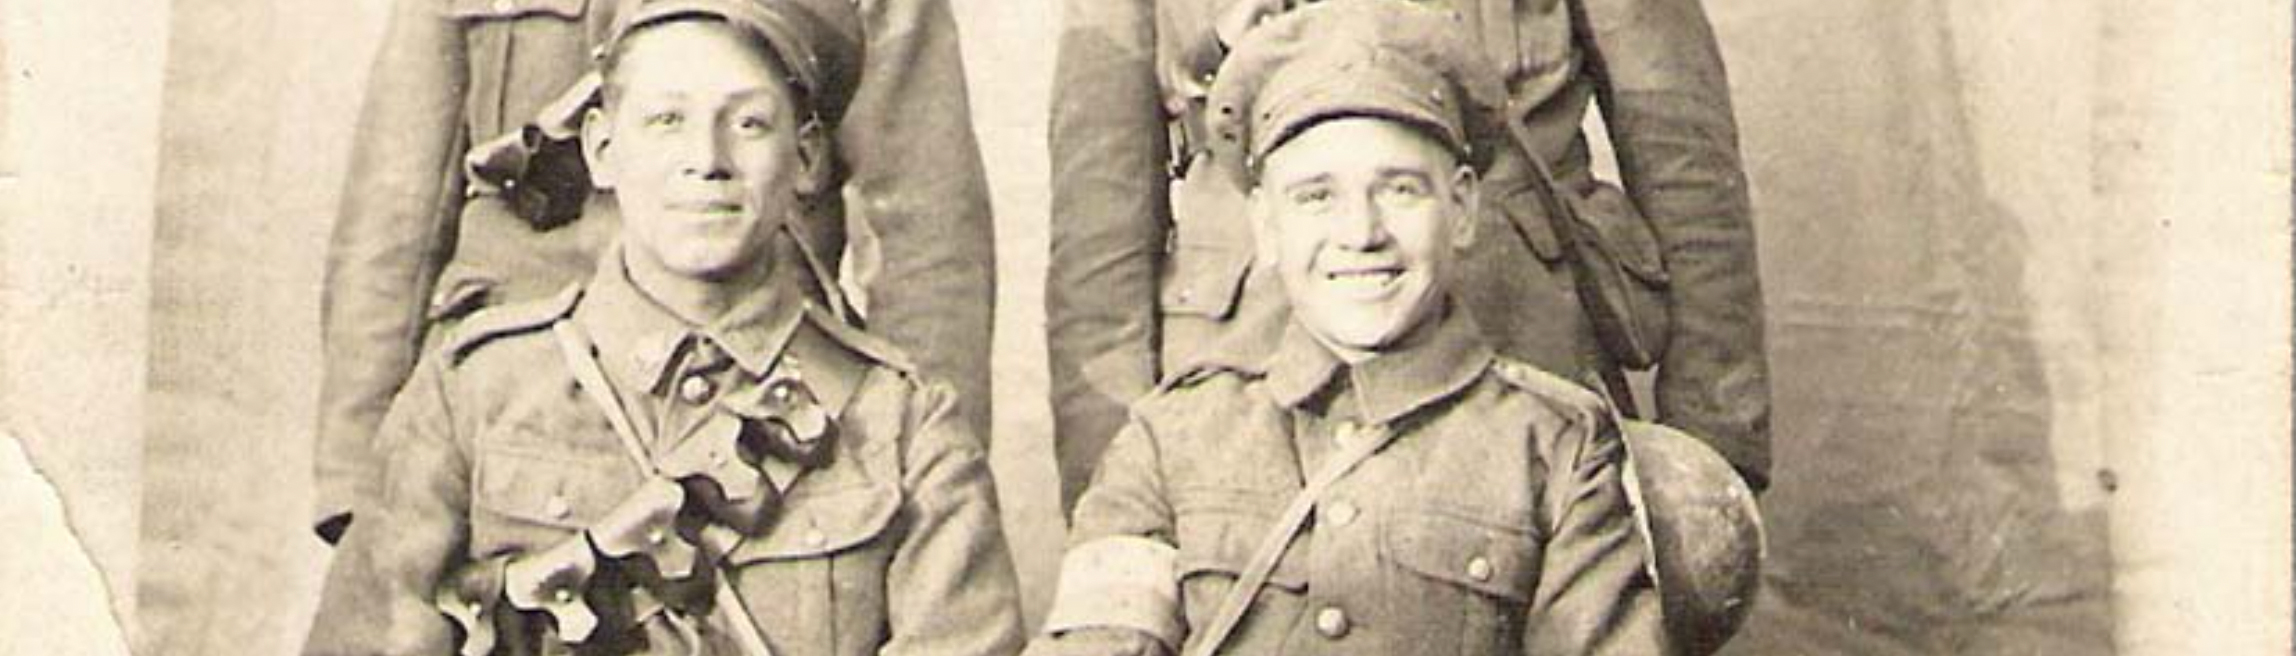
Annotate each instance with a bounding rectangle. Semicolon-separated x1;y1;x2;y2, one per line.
1323;266;1403;283
668;201;742;212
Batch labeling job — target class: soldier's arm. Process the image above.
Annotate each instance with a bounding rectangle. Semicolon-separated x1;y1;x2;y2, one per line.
303;355;474;656
315;0;471;534
844;0;997;444
1573;0;1772;490
1044;0;1168;512
1522;410;1669;656
881;380;1026;656
1027;414;1182;656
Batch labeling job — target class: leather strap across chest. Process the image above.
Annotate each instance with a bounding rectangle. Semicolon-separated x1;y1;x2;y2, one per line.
554;319;781;656
1184;419;1398;656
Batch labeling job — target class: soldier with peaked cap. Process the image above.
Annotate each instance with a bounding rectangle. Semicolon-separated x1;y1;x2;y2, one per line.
302;2;1022;653
1027;2;1760;655
1043;0;1774;515
313;0;1000;545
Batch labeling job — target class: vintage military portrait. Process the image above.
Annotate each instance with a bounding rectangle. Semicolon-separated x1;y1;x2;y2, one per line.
0;0;2289;654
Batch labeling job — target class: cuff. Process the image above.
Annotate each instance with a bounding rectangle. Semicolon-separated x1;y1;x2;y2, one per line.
1041;536;1184;651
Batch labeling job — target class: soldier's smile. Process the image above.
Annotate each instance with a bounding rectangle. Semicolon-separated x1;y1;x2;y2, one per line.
1318;262;1408;298
665;200;746;221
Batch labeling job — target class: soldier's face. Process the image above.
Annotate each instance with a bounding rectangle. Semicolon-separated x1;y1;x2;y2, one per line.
1253;117;1477;358
585;20;820;282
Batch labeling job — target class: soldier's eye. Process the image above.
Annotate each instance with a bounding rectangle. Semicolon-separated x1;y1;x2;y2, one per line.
643;111;685;130
734;115;774;136
1289;187;1334;208
1377;176;1433;200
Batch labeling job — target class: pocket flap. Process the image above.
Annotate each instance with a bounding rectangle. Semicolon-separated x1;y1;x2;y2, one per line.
1567;184;1669;285
1382;509;1541;601
475;445;631;530
1159;242;1254;319
445;0;586;20
1170;487;1308;591
725;483;902;563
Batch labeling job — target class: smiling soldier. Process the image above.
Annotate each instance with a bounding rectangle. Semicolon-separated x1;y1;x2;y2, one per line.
302;1;1022;653
1025;2;1677;655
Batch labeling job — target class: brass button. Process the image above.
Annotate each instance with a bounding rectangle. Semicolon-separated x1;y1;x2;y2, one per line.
1314;607;1349;638
543;494;572;520
678;375;715;404
1332;421;1365;448
1466;556;1494;582
1324;501;1359;527
552;588;574;604
803;529;828;549
646;529;666;546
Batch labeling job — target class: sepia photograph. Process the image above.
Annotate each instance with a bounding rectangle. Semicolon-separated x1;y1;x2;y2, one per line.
0;0;2288;654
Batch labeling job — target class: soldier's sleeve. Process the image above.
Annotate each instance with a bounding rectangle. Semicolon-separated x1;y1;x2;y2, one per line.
1573;0;1772;490
1028;413;1183;656
314;0;471;534
881;379;1026;656
1522;407;1669;656
844;0;997;447
1043;0;1168;513
303;354;474;656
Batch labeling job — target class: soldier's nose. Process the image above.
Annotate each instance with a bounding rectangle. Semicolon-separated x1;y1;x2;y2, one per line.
677;129;735;181
1329;198;1390;250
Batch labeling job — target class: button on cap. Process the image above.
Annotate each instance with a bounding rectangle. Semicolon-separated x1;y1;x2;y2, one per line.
1314;607;1349;638
1466;556;1494;582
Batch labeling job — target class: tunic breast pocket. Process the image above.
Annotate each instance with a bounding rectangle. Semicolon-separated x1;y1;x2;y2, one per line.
721;482;905;652
1382;507;1543;656
471;444;634;556
1170;487;1308;638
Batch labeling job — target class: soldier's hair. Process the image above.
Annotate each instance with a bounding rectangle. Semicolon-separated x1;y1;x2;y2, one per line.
596;15;818;128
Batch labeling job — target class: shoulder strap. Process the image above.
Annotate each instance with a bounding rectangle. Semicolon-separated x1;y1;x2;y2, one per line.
1184;420;1394;656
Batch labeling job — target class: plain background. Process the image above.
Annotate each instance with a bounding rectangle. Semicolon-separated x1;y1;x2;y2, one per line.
0;0;2289;654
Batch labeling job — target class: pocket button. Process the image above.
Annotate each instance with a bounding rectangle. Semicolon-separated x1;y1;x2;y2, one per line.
544;494;572;520
1314;606;1350;639
1466;555;1494;582
679;375;716;404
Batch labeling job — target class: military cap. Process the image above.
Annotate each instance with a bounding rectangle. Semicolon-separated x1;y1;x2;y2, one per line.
601;0;864;124
1205;0;1511;189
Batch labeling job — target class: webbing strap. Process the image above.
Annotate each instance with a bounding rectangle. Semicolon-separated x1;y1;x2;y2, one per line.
1184;421;1393;656
552;320;779;656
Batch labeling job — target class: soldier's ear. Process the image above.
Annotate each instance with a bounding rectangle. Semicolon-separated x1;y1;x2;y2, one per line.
581;106;616;190
791;118;832;197
1448;164;1479;250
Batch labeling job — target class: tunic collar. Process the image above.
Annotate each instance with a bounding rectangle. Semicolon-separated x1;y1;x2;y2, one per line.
1263;298;1493;426
577;234;811;396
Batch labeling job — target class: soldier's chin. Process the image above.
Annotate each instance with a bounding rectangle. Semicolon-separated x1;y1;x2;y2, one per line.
657;243;770;282
1300;306;1411;354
